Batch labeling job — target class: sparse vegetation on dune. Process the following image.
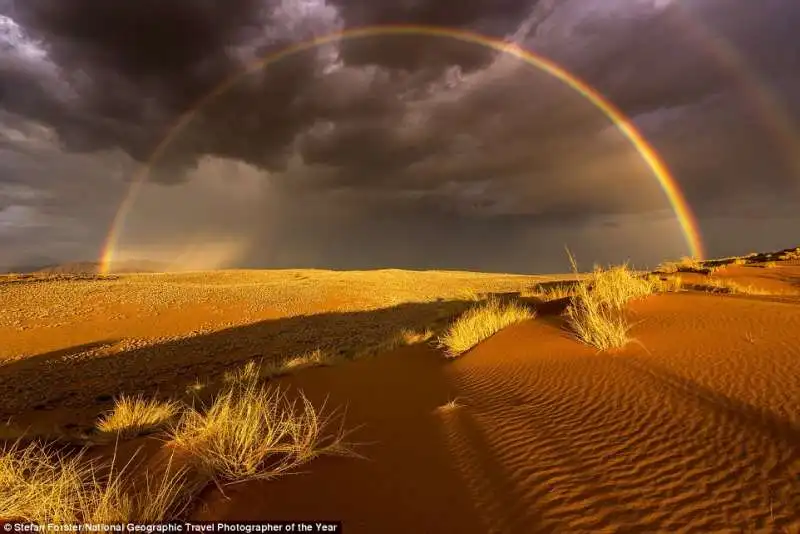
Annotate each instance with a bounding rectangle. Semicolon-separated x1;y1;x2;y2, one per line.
686;278;784;296
96;395;181;439
560;253;657;351
565;286;633;351
3;377;356;521
646;274;684;293
657;256;717;275
779;247;800;260
563;266;639;351
399;327;435;345
223;349;337;387
0;441;195;522
436;297;535;358
529;282;579;301
167;381;354;483
588;264;656;309
3;247;800;528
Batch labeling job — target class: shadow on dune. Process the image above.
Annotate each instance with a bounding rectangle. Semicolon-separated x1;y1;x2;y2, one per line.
615;356;800;450
614;356;800;518
0;299;482;421
0;292;572;531
438;405;553;533
1;289;578;422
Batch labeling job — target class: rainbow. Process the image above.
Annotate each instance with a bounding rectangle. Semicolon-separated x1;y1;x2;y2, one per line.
669;6;800;184
100;25;705;274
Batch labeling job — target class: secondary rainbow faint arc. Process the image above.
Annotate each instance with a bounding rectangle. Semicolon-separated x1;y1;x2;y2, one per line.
99;25;705;274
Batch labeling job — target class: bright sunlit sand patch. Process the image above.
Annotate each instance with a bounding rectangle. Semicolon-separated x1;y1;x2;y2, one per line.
2;251;799;530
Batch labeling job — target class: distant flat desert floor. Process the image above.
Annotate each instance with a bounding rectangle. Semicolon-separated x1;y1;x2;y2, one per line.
1;262;800;532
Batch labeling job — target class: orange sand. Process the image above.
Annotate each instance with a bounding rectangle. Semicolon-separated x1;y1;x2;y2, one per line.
2;264;799;532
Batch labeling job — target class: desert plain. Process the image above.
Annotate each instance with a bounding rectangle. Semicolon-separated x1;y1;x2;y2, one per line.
1;249;799;533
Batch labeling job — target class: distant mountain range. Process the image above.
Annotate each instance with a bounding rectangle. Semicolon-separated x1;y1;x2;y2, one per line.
2;260;170;275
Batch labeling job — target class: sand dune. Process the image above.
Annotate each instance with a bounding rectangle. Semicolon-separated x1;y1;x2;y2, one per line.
2;259;799;531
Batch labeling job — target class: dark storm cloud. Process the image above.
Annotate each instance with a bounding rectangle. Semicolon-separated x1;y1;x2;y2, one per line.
1;0;800;272
1;0;327;173
549;0;800;120
3;0;797;192
328;0;536;71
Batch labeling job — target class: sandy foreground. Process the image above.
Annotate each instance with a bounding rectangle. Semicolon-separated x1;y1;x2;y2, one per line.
1;263;799;532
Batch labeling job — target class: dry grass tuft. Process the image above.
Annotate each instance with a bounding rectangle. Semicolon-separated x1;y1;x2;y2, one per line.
96;396;181;439
779;248;800;260
167;382;354;483
223;350;336;387
762;261;778;269
657;256;716;275
223;360;263;386
687;279;783;296
436;297;534;358
399;327;435;345
565;289;632;351
589;264;656;309
646;274;684;293
562;253;647;351
0;440;196;522
282;348;336;372
532;283;578;301
185;380;207;396
434;399;464;414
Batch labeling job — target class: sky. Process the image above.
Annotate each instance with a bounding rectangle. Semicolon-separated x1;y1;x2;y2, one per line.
0;0;798;273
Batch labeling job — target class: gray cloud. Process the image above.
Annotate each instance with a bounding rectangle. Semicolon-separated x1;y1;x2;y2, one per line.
1;0;799;271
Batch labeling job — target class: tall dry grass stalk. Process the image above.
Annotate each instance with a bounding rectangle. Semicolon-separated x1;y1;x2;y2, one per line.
589;264;656;309
96;395;181;438
167;382;354;483
563;251;651;351
436;297;535;358
565;283;633;351
0;440;196;522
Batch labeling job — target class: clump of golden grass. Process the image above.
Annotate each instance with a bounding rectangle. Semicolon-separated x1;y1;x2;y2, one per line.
223;360;265;386
762;261;778;268
646;274;684;293
687;279;782;296
532;283;578;301
565;288;632;351
657;256;716;275
167;382;353;483
0;441;196;523
436;297;535;358
562;254;651;351
223;350;336;387
185;380;207;396
732;257;748;266
350;327;439;360
435;399;463;413
779;248;800;260
399;327;435;345
96;395;181;439
589;264;656;309
282;348;336;372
